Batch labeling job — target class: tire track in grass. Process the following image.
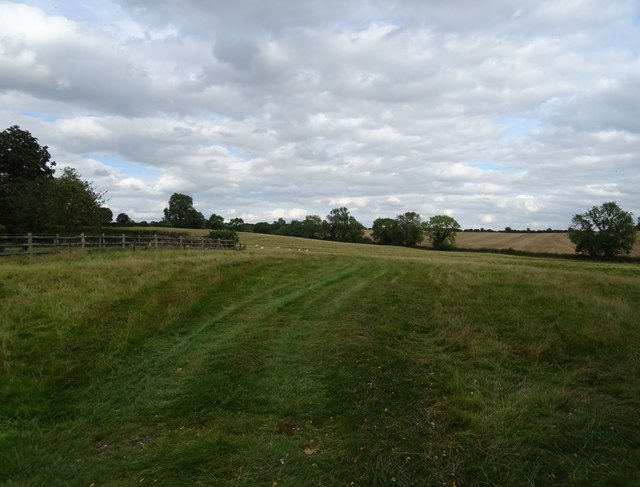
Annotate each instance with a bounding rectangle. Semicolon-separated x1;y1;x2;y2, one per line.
77;257;368;423
66;257;389;486
6;257;373;485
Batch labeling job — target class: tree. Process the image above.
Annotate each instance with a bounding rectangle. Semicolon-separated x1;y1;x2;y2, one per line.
372;212;426;247
302;215;326;239
116;212;131;225
47;167;105;232
326;207;364;242
100;207;113;225
163;193;205;229
426;215;461;249
396;211;426;246
372;217;403;245
253;221;272;234
568;201;636;257
0;125;56;184
206;213;225;230
0;126;56;232
227;217;246;231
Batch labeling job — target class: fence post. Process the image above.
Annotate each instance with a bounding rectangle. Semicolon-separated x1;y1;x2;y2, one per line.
101;233;106;251
122;234;126;248
201;237;205;250
179;236;183;249
81;233;85;249
154;234;158;249
55;234;59;253
27;233;33;256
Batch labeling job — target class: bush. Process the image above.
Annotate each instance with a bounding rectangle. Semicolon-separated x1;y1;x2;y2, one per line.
209;229;238;242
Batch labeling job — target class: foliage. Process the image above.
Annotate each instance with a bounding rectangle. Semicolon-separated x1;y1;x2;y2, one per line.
569;201;637;257
253;221;273;234
163;193;205;229
373;212;426;247
372;217;404;245
116;212;131;225
426;214;461;249
326;207;364;242
227;217;246;231
0;125;56;184
100;207;113;225
208;228;239;242
274;215;328;239
47;167;106;232
0;125;56;232
206;213;225;230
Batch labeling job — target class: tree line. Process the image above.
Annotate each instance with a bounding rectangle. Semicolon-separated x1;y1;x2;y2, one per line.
1;126;637;257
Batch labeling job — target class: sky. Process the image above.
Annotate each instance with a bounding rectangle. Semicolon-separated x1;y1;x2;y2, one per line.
1;0;639;229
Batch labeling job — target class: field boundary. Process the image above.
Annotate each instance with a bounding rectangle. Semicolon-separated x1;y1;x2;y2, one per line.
0;233;245;257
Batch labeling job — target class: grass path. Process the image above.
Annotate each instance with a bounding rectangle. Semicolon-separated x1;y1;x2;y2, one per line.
2;247;640;485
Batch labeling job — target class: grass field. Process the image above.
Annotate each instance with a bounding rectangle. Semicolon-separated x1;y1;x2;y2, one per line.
2;235;640;486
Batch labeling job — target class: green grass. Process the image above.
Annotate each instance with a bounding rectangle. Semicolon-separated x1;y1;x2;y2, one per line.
1;237;640;486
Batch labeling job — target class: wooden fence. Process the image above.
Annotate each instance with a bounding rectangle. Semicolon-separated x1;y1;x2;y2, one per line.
0;233;245;257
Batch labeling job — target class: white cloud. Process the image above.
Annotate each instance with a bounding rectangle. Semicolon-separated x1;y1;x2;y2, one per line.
1;0;639;229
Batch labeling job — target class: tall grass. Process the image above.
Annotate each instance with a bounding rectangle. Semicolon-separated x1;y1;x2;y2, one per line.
1;240;639;486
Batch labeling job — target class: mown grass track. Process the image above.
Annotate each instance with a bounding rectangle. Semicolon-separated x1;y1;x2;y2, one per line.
1;243;640;486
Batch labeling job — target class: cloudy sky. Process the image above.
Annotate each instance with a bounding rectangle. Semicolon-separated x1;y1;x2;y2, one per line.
1;0;639;229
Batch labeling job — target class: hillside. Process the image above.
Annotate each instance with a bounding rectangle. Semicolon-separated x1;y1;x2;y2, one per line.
3;237;639;485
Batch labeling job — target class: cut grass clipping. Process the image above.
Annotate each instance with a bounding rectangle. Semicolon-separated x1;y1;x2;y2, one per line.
1;237;640;486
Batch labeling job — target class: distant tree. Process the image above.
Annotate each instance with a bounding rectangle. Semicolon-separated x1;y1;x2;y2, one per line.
271;217;287;232
163;193;205;229
372;217;403;245
227;217;246;231
426;215;461;250
326;207;364;242
48;167;105;232
372;212;425;247
116;212;131;225
0;125;56;232
100;207;113;225
302;215;325;239
569;201;636;257
206;213;225;230
253;221;273;234
396;211;426;246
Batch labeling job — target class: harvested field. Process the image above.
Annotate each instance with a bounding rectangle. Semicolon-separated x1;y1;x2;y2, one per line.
451;232;640;256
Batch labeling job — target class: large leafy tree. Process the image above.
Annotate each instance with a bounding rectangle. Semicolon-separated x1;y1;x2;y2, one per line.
372;217;403;245
396;211;426;246
0;125;56;183
0;126;56;232
373;212;426;247
48;167;105;232
206;213;225;230
569;201;636;257
426;214;461;249
326;207;364;242
116;212;131;225
163;193;205;229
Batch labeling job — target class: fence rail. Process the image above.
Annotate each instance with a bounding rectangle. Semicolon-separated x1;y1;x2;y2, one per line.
0;233;244;257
